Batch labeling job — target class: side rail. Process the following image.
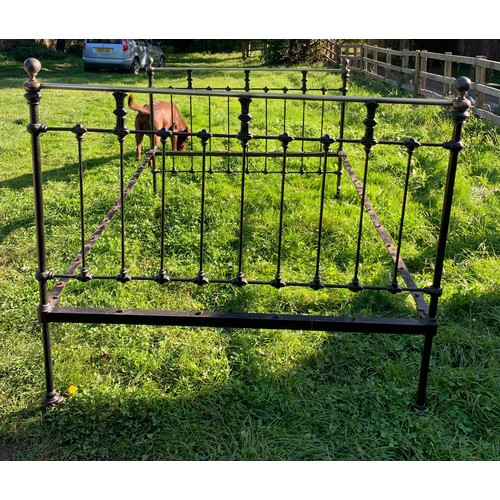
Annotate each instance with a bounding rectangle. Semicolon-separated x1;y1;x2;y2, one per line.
23;58;471;409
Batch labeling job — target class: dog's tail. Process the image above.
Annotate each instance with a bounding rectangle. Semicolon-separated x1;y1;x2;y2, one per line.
128;95;150;115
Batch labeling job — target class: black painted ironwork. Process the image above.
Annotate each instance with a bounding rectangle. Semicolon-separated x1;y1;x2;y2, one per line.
23;57;471;411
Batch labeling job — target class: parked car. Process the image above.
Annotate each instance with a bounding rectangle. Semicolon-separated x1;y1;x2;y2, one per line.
82;39;165;74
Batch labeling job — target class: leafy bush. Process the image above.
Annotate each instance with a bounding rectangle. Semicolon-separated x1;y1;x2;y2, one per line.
261;39;325;66
0;53;15;65
5;40;66;62
160;39;242;54
66;40;84;56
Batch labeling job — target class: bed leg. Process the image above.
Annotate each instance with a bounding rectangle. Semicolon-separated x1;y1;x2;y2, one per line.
414;332;434;412
23;60;64;406
41;322;63;406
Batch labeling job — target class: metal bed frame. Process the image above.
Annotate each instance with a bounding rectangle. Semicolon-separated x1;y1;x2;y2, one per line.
23;57;471;410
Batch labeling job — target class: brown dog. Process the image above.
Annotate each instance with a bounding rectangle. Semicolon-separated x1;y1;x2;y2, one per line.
128;95;190;160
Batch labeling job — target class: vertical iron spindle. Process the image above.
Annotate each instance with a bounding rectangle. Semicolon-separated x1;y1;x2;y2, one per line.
113;90;131;283
73;124;92;282
147;57;157;194
244;69;251;92
194;129;212;285
264;87;270;174
390;138;420;291
155;128;172;284
186;69;193;89
310;134;335;290
300;70;308;174
271;132;294;288
318;89;326;174
188;95;193;174
233;96;252;286
336;58;350;198
208;92;213;173
226;92;232;173
350;100;378;292
187;70;194;173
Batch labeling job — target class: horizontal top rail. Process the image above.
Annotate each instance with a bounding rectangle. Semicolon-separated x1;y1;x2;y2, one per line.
33;82;454;106
157;66;345;73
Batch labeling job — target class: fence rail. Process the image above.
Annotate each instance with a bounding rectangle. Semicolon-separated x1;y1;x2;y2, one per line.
328;43;500;125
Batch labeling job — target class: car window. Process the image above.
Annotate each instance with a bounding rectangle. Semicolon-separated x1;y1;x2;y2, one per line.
87;39;122;44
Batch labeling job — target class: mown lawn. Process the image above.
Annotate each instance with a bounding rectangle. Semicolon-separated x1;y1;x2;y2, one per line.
0;50;499;463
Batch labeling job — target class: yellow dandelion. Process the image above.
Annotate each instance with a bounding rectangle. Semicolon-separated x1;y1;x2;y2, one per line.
67;385;78;395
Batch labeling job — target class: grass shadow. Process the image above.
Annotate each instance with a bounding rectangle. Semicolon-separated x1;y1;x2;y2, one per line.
0;152;137;191
5;326;438;461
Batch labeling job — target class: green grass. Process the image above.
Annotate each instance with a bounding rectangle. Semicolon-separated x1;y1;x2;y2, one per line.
0;51;499;461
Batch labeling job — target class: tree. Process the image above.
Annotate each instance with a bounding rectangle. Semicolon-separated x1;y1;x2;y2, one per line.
260;40;325;66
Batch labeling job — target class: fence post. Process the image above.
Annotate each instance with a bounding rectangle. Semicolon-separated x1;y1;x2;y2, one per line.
444;52;453;96
372;45;378;75
401;48;409;88
360;44;365;75
475;56;486;109
413;50;421;97
386;48;392;82
420;50;428;93
334;40;340;66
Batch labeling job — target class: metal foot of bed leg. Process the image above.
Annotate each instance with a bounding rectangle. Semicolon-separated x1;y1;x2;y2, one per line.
42;390;64;406
412;401;428;414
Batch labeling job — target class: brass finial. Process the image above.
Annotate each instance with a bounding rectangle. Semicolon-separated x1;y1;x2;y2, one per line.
23;58;42;92
453;76;472;116
454;76;471;95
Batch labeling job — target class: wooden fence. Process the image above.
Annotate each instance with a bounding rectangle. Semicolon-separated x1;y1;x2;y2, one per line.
325;42;500;125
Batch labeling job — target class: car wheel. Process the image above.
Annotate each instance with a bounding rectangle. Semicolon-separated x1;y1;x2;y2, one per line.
158;56;165;67
130;58;141;75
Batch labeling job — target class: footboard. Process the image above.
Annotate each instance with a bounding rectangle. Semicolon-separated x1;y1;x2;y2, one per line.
23;57;471;409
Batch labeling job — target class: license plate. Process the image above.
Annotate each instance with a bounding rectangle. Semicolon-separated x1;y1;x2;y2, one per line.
96;48;112;53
